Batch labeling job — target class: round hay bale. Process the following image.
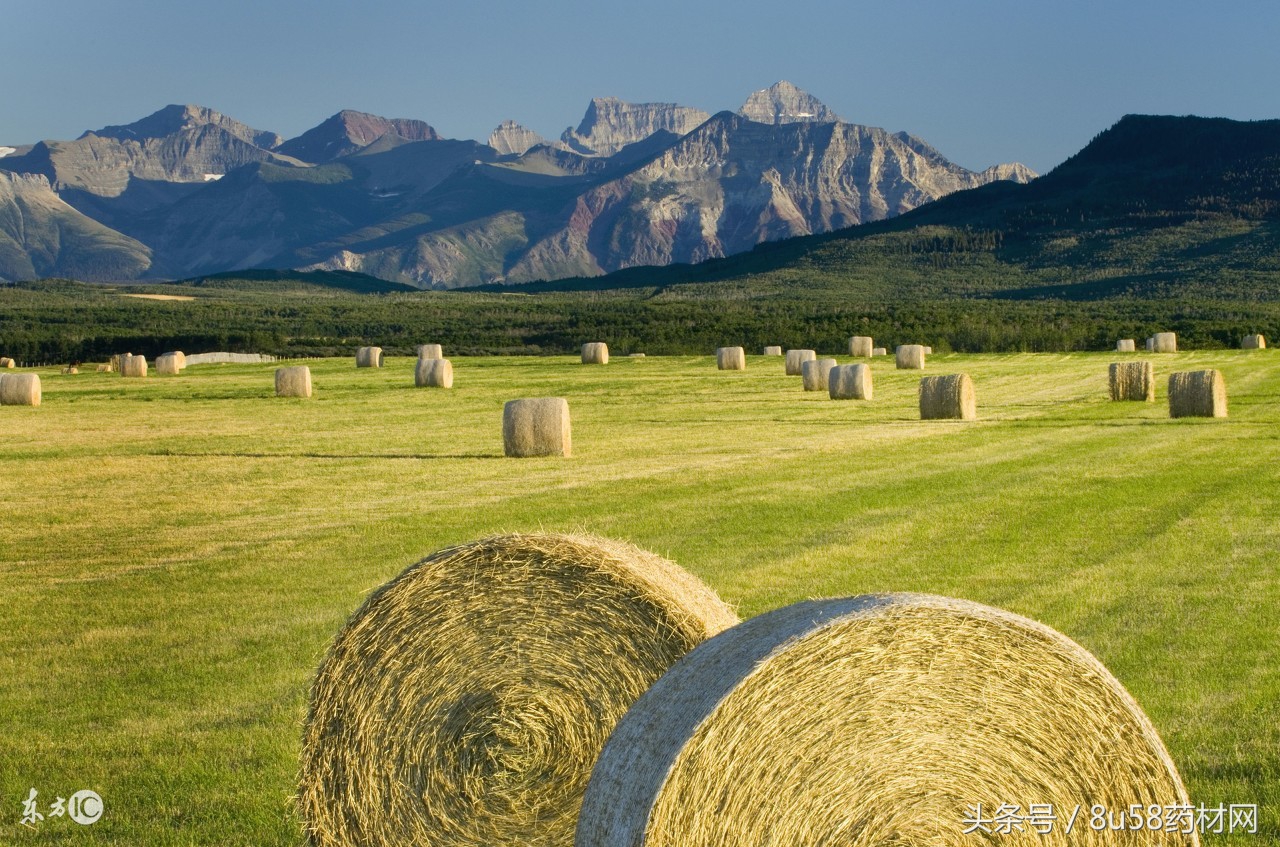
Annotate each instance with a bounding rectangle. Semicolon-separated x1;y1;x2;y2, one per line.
299;533;738;847
923;345;933;354
919;373;975;420
275;366;312;398
784;349;816;376
1242;334;1266;350
1116;338;1137;352
1145;337;1156;352
715;347;745;371
581;342;609;364
155;353;181;375
762;346;782;356
121;354;148;378
0;357;14;368
503;397;572;457
870;346;886;357
577;593;1195;847
800;357;837;392
96;364;111;373
356;346;384;368
1109;361;1154;402
848;336;873;357
896;344;926;370
828;363;872;400
1168;369;1227;418
415;357;454;388
417;343;444;359
1153;332;1177;353
628;352;646;358
0;373;40;406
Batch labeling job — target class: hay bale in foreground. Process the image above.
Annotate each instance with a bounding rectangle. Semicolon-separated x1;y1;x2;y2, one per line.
0;373;40;406
121;354;147;378
848;336;873;357
414;357;453;388
919;373;975;420
356;346;384;368
1109;361;1155;402
716;347;745;371
275;366;312;398
504;397;572;457
870;347;886;357
1242;334;1266;350
155;353;182;375
762;346;782;356
784;349;816;376
577;594;1196;847
300;533;738;847
828;364;872;400
1153;332;1177;353
1169;369;1227;418
581;342;609;364
895;344;926;369
417;343;444;359
801;357;837;392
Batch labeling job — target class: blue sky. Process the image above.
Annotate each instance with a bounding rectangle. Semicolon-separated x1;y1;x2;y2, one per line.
3;0;1277;174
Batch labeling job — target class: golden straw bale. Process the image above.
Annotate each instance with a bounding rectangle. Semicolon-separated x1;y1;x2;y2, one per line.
275;366;312;398
871;347;886;357
1153;332;1177;353
417;343;444;359
828;364;872;400
716;347;746;370
356;346;384;367
415;357;454;388
1242;334;1266;350
503;397;572;457
121;354;147;378
0;357;14;368
895;344;926;369
299;533;738;847
1168;369;1227;418
800;358;837;392
762;346;782;356
1109;362;1155;402
848;336;873;357
784;349;816;375
1116;339;1137;352
919;373;975;420
155;353;181;375
0;373;40;406
581;342;609;364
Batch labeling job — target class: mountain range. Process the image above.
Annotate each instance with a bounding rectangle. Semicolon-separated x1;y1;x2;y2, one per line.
0;82;1033;286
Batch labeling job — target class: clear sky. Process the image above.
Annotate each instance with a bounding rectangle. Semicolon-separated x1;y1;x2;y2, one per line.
3;0;1277;174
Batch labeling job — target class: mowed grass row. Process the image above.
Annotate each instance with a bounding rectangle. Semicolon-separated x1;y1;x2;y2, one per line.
0;351;1277;845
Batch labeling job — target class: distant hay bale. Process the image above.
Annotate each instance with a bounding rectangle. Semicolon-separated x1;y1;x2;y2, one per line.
923;346;933;354
576;594;1196;847
356;346;384;368
121;354;148;378
762;346;782;356
417;343;444;359
1168;369;1227;418
1153;332;1177;353
1242;334;1266;350
96;364;111;373
60;366;78;375
848;336;873;357
504;397;572;457
919;373;975;420
870;347;886;357
155;353;182;375
299;533;738;847
895;344;926;370
784;349;816;375
1109;361;1155;402
0;373;40;406
414;357;454;388
716;347;745;370
628;353;646;358
801;358;837;392
581;342;609;364
1145;337;1155;352
275;366;312;398
828;364;872;400
0;357;14;368
1116;339;1137;352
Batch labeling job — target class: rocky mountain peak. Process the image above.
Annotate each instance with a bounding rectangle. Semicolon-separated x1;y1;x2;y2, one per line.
560;97;711;157
276;111;440;164
738;81;839;125
87;104;283;149
488;120;547;157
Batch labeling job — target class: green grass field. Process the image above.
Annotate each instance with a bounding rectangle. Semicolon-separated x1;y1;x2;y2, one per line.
2;350;1277;844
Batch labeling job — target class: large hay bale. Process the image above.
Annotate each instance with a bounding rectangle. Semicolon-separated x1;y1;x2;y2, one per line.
155;353;182;375
784;349;816;376
275;366;312;398
1109;361;1155;402
848;336;873;357
762;346;782;356
1153;332;1177;353
300;533;738;847
715;347;745;371
417;343;444;359
414;357;454;388
0;373;40;406
121;354;148;378
581;342;609;364
1168;369;1227;418
895;344;926;369
870;347;886;357
828;364;872;400
1116;338;1137;352
800;357;837;392
503;397;572;457
919;373;975;420
1242;334;1266;350
356;346;384;368
577;594;1195;847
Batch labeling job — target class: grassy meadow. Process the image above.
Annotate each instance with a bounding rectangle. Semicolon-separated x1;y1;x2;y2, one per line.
1;349;1277;844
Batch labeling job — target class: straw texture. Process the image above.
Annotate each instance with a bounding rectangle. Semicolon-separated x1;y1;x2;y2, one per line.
155;353;181;375
716;347;746;371
581;343;609;364
299;533;738;847
1109;361;1155;402
1116;339;1137;352
415;357;454;387
828;364;872;400
275;366;312;398
578;594;1196;847
356;346;384;368
418;344;444;359
801;358;837;392
0;357;13;368
784;349;816;375
1153;332;1177;353
871;347;886;357
848;336;873;357
1242;334;1266;350
121;354;147;378
503;397;572;457
0;373;40;406
896;344;926;369
1168;370;1227;418
919;373;976;420
762;346;782;356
